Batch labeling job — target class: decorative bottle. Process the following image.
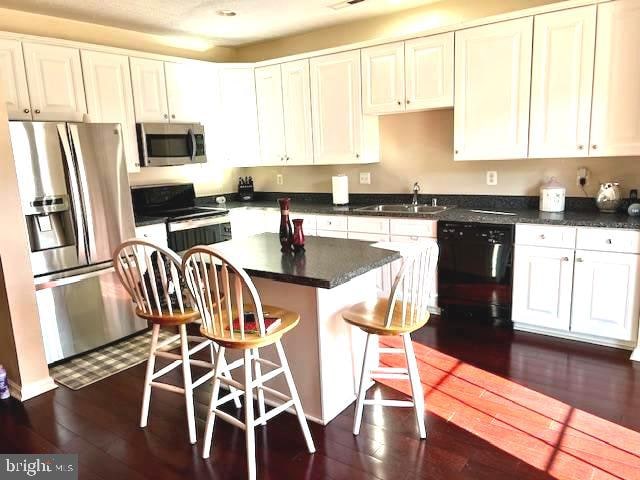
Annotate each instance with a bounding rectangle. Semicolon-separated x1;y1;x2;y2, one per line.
292;218;305;251
0;365;9;400
278;198;293;251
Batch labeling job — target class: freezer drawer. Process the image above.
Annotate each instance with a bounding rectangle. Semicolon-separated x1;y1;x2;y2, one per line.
35;265;146;364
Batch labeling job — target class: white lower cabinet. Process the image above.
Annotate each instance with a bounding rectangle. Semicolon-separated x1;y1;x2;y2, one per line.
512;245;574;331
571;250;640;341
513;225;640;348
135;223;168;249
347;231;391;297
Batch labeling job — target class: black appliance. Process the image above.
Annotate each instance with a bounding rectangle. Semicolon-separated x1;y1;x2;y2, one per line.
437;221;514;325
136;123;206;167
131;184;231;252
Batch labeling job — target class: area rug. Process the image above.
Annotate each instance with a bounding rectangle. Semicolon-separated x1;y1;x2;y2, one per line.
50;329;176;390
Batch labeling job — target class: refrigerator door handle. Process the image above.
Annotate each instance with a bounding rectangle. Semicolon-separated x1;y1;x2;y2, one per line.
35;265;115;291
68;124;97;264
57;124;89;265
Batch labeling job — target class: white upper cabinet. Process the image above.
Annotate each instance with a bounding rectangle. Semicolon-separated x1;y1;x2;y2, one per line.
361;42;405;114
0;39;31;120
529;6;596;158
405;32;454;111
512;245;574;331
81;50;139;172
281;59;314;165
130;57;169;123
454;18;533;160
165;62;206;123
219;66;260;167
590;0;640;157
311;50;378;165
22;42;86;121
255;64;286;165
571;250;640;341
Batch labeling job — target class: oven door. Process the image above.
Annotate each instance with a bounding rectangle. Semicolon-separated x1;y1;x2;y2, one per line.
137;123;206;167
167;216;231;252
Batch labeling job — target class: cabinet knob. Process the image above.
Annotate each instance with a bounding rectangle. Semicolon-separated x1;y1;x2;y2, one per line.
406;99;411;104
576;257;584;263
286;156;290;161
356;153;360;158
34;109;41;114
23;108;30;114
606;238;612;244
539;234;546;240
592;144;598;150
164;114;168;119
397;101;402;106
561;256;569;262
171;114;176;119
454;149;459;154
578;145;584;150
280;156;285;162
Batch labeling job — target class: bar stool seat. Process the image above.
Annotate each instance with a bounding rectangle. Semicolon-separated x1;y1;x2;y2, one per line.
343;298;430;336
135;307;201;326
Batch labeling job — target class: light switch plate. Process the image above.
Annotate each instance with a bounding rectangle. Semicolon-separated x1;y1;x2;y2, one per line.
486;171;498;186
276;174;283;186
359;172;371;185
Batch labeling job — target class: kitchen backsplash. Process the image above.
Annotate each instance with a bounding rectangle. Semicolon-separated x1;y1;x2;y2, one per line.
243;109;640;199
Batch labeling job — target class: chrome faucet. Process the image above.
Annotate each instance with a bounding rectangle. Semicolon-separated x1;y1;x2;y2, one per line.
411;182;420;206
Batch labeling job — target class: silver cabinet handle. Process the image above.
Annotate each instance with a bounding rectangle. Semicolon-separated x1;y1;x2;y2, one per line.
23;108;30;114
576;258;584;263
164;113;168;119
592;145;598;150
406;99;411;104
561;257;569;261
171;114;176;119
356;153;360;158
455;149;459;154
34;109;41;114
606;238;612;244
539;234;546;240
397;101;402;105
578;145;584;150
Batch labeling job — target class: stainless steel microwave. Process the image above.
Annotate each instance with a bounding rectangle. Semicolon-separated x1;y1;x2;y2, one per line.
136;123;207;167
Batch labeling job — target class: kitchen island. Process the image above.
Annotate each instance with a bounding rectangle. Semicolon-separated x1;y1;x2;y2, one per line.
211;233;401;424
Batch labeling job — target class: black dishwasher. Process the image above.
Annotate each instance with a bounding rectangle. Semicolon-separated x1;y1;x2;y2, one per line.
437;221;514;325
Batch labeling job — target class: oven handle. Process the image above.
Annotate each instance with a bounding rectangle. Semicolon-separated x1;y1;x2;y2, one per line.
168;216;230;232
188;128;196;161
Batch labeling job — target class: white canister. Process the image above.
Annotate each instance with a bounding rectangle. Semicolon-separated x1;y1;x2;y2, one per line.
540;178;566;213
332;174;349;205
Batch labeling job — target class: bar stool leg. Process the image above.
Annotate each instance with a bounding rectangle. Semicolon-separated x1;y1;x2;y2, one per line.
353;333;372;436
243;349;257;480
180;324;197;444
203;345;225;459
252;348;266;426
403;332;426;439
275;340;315;453
140;324;160;428
213;343;242;409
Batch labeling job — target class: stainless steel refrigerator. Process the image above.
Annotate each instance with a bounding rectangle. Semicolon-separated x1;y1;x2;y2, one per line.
9;122;146;364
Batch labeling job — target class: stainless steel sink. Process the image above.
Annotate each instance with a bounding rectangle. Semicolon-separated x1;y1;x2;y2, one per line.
356;204;454;214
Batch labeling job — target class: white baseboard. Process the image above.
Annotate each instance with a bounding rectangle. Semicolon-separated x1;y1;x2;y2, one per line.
513;323;636;351
631;347;640;362
8;376;57;401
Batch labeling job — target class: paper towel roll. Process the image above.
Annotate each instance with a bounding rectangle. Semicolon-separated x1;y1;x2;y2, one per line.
332;175;349;205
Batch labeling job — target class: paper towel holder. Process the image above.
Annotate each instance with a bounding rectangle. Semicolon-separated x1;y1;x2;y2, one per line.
332;174;349;206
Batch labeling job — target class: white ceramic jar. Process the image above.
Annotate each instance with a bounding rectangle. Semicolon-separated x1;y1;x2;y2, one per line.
540;178;566;213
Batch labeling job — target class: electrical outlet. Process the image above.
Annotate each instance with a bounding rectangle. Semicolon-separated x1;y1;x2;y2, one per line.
359;172;371;185
486;171;498;186
276;174;283;186
577;167;589;186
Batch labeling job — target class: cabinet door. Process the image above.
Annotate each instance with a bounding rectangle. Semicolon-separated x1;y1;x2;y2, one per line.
512;245;574;330
135;224;168;249
22;42;86;121
310;51;363;165
361;42;405;114
281;59;314;165
255;65;286;166
529;6;596;158
590;0;640;157
165;61;206;123
129;57;169;123
81;50;139;173
454;18;533;160
0;39;31;120
405;32;454;111
219;67;260;167
347;231;391;297
571;250;640;341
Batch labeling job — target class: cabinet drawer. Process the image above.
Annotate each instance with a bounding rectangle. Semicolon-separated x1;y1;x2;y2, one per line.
135;223;168;248
516;224;576;249
347;232;389;242
576;228;640;254
291;213;317;231
390;218;437;237
348;216;390;234
316;215;348;231
316;229;348;239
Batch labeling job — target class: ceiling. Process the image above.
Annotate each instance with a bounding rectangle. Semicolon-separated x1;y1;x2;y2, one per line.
0;0;443;46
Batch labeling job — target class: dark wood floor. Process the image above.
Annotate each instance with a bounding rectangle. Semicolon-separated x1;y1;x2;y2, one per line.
1;317;639;479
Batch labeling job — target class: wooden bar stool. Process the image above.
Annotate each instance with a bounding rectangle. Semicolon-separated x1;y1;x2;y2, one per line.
182;246;315;480
113;239;240;444
342;243;439;439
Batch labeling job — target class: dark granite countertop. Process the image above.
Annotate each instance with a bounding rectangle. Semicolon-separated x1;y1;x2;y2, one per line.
218;200;640;230
211;232;401;289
